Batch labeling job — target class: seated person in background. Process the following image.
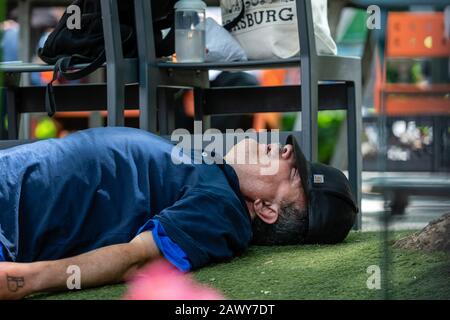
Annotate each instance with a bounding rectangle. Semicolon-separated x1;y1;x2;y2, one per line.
0;127;357;299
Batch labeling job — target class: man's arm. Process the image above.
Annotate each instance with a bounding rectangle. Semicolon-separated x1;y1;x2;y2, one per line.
0;232;161;300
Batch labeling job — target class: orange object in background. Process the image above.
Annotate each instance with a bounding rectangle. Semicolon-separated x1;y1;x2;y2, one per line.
183;90;195;118
382;84;450;115
387;12;450;58
253;69;286;130
40;71;55;83
375;11;450;116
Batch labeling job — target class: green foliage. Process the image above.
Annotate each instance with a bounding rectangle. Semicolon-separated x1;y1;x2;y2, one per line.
411;62;424;84
386;60;425;84
281;113;297;132
282;111;345;164
317;111;345;164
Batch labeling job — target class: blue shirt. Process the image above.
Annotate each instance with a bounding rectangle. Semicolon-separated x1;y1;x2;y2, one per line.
0;127;252;269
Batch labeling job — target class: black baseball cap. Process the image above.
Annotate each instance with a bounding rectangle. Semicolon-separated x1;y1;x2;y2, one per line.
286;135;359;244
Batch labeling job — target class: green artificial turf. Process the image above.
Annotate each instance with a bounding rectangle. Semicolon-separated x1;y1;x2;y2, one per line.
30;231;450;300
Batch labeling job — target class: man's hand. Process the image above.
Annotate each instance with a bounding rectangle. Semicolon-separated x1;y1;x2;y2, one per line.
0;232;161;300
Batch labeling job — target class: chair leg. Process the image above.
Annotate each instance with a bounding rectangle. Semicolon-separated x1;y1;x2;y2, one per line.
138;64;158;133
157;87;168;135
0;91;6;139
194;88;210;132
134;0;158;133
167;89;181;134
347;81;362;230
296;0;319;162
158;87;178;136
101;0;125;127
299;75;319;162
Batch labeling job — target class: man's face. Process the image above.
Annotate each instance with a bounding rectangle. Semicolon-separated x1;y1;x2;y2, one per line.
226;138;306;210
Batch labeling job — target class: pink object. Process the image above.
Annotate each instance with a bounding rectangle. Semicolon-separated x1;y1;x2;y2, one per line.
123;259;225;300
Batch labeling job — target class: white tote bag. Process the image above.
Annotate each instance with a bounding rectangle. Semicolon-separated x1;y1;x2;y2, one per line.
221;0;337;60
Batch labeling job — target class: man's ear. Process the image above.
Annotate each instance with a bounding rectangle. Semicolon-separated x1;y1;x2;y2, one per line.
253;199;279;225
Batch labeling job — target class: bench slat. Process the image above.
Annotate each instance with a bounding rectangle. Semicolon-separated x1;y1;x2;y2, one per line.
8;82;350;114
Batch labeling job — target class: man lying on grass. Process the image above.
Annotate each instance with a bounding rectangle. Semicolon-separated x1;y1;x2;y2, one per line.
0;127;357;299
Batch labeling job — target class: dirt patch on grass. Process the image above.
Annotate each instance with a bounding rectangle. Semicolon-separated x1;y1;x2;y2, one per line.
394;213;450;254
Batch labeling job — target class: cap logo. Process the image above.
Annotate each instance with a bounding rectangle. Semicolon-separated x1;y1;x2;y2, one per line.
313;174;324;184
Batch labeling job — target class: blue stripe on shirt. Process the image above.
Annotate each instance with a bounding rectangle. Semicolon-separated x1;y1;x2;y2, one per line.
0;243;7;262
136;219;192;272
